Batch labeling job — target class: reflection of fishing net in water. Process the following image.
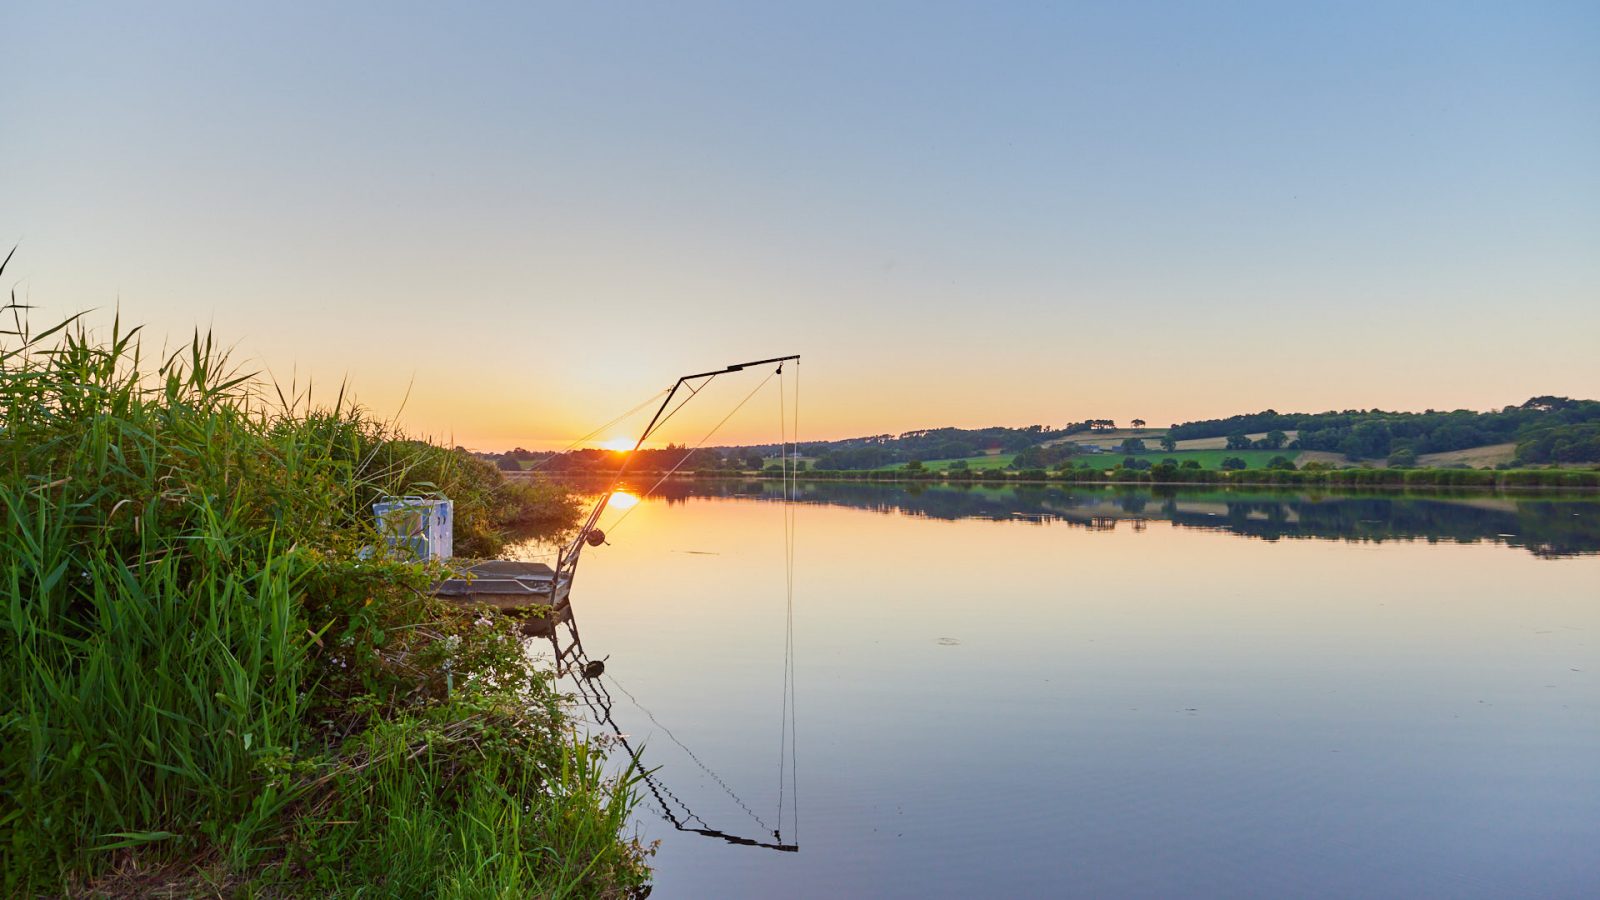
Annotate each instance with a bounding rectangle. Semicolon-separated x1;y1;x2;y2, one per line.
550;612;797;852
535;357;803;853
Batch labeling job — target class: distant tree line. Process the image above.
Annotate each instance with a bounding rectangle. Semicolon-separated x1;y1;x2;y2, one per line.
482;397;1600;475
806;423;1099;470
721;464;1598;490
1516;422;1600;464
484;445;760;474
1166;397;1600;463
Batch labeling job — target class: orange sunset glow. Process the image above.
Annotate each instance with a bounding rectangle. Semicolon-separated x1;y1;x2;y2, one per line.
605;490;640;510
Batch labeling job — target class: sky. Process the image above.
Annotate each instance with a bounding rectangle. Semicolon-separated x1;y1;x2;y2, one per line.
4;1;1598;450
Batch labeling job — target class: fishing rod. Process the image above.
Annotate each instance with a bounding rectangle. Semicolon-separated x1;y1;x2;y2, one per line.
542;353;803;852
554;354;800;587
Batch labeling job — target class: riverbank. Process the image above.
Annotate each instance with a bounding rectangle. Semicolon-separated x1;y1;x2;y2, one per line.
514;465;1600;491
0;320;649;896
789;468;1598;489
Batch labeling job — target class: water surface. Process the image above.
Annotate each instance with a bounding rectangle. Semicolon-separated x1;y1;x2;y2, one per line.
513;484;1600;898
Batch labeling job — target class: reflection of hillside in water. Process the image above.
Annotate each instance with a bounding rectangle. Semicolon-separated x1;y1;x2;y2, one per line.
605;479;1600;559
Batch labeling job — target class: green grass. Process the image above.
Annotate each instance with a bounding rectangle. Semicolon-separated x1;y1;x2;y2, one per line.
0;295;645;896
876;453;1017;471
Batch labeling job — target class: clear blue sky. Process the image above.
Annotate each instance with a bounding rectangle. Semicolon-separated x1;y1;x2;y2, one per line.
5;1;1597;448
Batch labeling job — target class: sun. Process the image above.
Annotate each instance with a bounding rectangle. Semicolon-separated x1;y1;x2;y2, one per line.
600;436;635;453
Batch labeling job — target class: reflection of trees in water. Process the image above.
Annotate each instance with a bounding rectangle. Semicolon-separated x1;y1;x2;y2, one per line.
593;478;1600;559
1166;497;1599;559
502;520;574;547
1117;492;1149;514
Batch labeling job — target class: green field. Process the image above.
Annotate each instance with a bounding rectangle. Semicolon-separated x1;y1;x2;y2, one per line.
875;453;1017;472
1078;448;1296;470
856;448;1295;474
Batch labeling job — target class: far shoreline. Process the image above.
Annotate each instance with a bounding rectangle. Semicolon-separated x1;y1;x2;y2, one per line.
510;468;1600;493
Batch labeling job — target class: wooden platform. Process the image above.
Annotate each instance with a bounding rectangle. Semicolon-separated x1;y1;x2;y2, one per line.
434;560;572;636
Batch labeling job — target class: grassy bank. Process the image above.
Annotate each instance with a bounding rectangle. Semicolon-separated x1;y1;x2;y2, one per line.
0;311;647;896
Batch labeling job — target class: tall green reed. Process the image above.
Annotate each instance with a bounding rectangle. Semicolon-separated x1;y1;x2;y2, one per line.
0;272;641;896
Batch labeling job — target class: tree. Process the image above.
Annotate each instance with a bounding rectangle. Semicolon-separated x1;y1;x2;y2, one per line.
1266;455;1296;470
904;459;924;472
1118;437;1147;455
1516;422;1600;464
1386;447;1418;468
1341;421;1393;460
1225;432;1252;451
1220;456;1248;470
496;455;521;471
1159;435;1177;452
937;440;976;459
948;459;969;471
1257;430;1287;450
1131;418;1146;429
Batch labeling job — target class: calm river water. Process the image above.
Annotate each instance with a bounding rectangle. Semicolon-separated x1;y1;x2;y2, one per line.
512;482;1600;898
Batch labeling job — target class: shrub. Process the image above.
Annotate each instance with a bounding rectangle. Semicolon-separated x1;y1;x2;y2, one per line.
1387;447;1418;469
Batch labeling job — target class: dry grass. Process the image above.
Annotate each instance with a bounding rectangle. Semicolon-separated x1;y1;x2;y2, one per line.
1173;430;1299;451
1046;429;1302;451
1295;450;1379;468
1417;442;1519;468
1043;428;1166;448
73;855;244;899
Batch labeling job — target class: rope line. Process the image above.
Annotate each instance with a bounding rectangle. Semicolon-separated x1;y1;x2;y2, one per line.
604;368;779;536
604;673;773;833
639;373;717;447
522;388;671;471
776;366;791;836
787;361;800;843
774;361;799;843
560;634;710;829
